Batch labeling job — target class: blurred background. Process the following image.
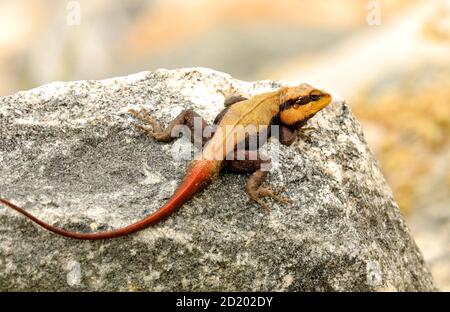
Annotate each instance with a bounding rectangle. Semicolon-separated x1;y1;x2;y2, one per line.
0;0;448;290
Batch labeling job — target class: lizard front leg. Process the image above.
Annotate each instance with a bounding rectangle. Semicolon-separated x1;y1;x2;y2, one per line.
278;125;297;146
278;124;315;145
129;108;212;147
217;89;248;107
223;95;248;107
211;94;248;125
226;151;292;212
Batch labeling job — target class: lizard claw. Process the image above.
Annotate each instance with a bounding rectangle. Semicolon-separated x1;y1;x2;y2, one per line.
252;197;271;213
133;124;156;137
129;108;165;138
298;127;316;140
129;108;159;126
249;186;293;213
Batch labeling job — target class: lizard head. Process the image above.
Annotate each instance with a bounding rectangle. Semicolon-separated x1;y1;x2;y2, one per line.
279;84;332;128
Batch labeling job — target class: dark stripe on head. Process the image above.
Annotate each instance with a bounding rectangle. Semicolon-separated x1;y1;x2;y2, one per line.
280;95;312;111
269;112;280;127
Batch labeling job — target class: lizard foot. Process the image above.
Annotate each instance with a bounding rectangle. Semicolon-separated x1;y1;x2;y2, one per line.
131;124;156;137
129;108;163;131
249;187;293;212
298;127;316;140
129;108;174;142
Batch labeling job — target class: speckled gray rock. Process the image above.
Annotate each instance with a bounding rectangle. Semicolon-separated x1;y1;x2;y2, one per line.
0;68;436;291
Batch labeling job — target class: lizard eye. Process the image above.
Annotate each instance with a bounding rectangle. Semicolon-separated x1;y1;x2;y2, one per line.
309;94;321;101
295;96;310;105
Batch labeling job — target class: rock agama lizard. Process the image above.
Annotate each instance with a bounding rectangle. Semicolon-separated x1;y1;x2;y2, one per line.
0;84;332;239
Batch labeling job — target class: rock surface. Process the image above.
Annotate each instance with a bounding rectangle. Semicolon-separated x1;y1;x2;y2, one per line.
0;68;436;291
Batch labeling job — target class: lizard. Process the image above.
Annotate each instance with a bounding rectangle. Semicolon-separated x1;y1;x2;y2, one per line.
0;83;332;240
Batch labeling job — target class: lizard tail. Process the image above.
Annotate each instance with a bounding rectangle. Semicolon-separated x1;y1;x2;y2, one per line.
0;160;221;240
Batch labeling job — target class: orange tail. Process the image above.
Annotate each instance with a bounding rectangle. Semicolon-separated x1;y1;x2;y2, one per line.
0;160;220;240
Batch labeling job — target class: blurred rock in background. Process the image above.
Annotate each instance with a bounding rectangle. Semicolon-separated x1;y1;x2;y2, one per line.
0;0;448;290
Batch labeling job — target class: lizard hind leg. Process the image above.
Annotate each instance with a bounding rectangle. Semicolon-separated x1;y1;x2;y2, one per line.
246;170;293;212
226;151;292;212
129;108;213;147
